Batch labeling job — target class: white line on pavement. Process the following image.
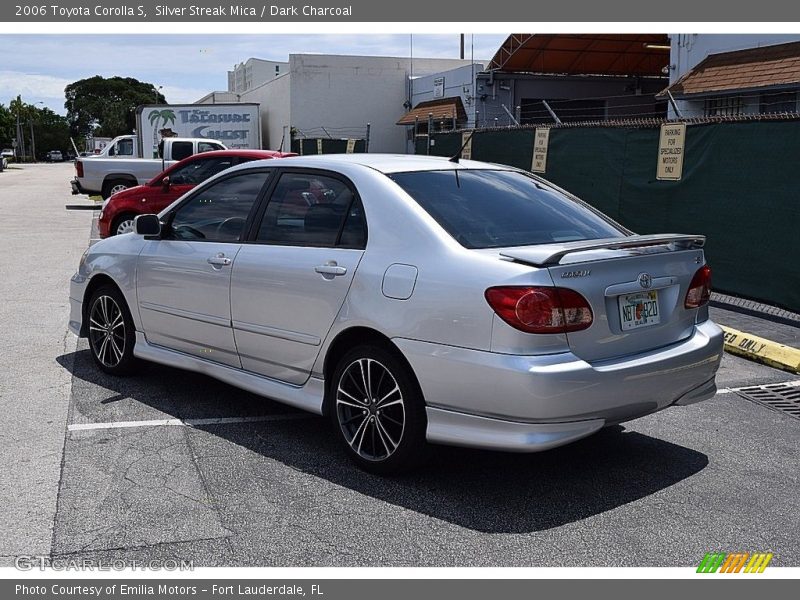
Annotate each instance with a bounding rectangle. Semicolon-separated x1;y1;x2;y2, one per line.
67;413;315;432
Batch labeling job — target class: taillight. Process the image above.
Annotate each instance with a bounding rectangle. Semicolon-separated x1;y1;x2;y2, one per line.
685;265;712;308
485;286;593;334
75;161;84;178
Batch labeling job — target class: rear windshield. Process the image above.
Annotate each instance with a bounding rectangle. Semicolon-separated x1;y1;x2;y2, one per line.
388;169;624;249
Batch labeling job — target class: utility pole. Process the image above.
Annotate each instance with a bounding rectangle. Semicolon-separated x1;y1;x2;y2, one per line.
29;120;36;161
460;34;465;60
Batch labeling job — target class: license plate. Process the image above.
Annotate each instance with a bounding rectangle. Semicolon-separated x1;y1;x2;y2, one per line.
618;290;660;330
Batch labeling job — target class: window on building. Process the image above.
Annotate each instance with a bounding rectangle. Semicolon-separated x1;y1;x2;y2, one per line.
705;96;743;116
760;91;798;114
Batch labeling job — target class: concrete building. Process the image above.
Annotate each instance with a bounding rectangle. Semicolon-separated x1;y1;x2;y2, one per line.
195;91;242;104
664;35;800;118
401;34;672;134
234;54;474;152
228;58;288;93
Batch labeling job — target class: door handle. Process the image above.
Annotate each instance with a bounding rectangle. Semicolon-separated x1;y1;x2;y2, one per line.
315;262;347;276
207;253;232;267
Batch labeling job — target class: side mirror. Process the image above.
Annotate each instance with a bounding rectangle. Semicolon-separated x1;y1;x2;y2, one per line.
134;214;161;237
161;176;170;190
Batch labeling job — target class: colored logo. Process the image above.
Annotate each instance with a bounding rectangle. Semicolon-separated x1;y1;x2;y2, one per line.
697;552;773;573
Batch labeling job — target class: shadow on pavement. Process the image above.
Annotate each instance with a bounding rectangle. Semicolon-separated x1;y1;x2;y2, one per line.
58;347;708;534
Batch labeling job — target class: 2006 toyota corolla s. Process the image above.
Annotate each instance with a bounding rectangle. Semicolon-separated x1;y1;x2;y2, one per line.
69;154;724;473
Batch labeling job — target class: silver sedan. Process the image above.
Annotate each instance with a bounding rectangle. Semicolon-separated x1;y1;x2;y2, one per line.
69;154;724;473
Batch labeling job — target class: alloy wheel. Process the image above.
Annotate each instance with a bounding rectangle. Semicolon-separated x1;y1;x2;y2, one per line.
88;295;126;368
335;358;406;462
109;183;128;195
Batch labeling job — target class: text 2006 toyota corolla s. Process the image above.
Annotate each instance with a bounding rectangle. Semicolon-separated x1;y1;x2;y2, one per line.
69;154;724;473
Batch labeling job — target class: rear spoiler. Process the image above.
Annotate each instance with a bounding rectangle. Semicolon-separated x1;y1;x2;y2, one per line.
499;234;706;267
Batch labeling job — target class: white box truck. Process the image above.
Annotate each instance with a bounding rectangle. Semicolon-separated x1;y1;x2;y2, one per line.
136;103;262;157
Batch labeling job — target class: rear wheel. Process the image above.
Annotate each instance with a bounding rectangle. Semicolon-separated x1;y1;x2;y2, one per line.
102;179;132;199
112;213;137;236
87;285;138;375
330;344;428;474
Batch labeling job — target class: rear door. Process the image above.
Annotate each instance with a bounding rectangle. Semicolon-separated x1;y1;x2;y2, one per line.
230;170;367;384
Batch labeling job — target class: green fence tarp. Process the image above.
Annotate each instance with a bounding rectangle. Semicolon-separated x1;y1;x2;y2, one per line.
291;138;366;155
424;121;800;312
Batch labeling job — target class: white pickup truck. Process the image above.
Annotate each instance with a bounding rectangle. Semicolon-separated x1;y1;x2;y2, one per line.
71;135;226;198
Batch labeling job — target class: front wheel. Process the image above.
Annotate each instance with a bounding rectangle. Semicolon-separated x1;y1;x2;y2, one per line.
330;344;428;474
112;213;137;236
87;285;138;375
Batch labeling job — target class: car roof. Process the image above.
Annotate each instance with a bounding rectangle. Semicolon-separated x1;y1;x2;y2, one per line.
186;149;296;159
244;153;517;174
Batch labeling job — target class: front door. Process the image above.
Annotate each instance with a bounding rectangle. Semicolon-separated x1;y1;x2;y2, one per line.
137;169;271;367
230;171;367;384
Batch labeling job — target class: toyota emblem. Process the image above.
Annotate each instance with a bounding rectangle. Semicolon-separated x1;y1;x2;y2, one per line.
638;273;653;289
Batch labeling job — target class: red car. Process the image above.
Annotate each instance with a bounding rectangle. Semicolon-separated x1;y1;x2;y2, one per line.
98;149;296;238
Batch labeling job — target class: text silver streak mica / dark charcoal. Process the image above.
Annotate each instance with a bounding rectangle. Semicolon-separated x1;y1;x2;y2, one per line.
69;154;723;473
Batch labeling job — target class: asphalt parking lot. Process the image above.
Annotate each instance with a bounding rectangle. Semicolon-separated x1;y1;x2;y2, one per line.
1;163;799;567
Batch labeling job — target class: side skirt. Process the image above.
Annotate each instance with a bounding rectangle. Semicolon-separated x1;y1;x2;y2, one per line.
132;332;325;415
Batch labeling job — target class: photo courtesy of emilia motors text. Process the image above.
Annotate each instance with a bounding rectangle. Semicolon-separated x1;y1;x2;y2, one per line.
0;0;799;596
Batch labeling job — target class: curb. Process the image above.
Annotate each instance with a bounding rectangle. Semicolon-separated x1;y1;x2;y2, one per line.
720;326;800;375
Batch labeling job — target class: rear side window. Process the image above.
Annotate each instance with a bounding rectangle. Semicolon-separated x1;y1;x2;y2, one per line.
198;141;225;153
389;169;624;249
255;172;365;248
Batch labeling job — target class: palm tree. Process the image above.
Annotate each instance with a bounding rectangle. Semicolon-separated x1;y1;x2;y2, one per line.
148;109;176;157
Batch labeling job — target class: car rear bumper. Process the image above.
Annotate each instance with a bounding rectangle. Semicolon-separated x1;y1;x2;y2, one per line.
70;178;83;195
395;319;724;452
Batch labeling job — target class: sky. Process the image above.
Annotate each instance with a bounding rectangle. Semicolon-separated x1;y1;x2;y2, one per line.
0;34;507;115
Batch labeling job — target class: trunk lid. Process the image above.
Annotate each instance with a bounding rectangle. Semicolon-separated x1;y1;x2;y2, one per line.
500;235;707;362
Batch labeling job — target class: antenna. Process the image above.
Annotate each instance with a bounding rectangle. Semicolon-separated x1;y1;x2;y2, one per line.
449;130;474;163
278;127;286;152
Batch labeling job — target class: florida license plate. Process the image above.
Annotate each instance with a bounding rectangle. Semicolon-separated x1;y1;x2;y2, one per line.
619;290;660;330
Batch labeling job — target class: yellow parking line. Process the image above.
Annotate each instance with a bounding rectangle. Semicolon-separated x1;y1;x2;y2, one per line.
720;326;800;374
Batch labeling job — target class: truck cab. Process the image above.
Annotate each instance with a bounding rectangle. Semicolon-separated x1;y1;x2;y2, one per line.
72;137;226;198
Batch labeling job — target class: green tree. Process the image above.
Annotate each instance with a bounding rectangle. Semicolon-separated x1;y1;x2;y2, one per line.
32;107;71;159
3;97;72;160
0;104;15;148
64;76;166;138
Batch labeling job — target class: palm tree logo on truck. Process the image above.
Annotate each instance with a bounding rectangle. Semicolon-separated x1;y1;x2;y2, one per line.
148;109;176;158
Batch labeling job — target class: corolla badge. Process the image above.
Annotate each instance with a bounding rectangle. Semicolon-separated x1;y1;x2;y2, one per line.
561;269;591;278
638;272;653;289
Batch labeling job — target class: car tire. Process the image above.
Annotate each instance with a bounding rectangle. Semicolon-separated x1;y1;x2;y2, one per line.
111;213;137;236
102;179;132;199
330;344;428;474
86;284;138;376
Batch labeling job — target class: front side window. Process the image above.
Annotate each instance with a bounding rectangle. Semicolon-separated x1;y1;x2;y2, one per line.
256;172;364;248
169;157;238;185
389;169;624;249
168;171;269;242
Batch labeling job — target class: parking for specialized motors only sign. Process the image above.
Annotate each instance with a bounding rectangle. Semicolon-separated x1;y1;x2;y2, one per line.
657;122;686;180
531;128;550;173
